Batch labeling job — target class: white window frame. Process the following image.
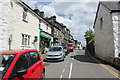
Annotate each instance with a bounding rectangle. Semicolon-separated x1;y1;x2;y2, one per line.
22;34;30;46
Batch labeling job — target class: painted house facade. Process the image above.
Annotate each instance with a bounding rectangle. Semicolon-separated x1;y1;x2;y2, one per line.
94;1;120;66
0;0;10;51
8;1;40;50
1;0;53;51
0;0;75;51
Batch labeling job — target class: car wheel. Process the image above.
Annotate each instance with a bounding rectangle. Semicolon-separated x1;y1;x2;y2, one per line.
43;59;46;62
41;70;45;80
61;57;64;62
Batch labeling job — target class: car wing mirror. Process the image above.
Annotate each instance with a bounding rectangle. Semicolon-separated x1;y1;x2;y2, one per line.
16;69;27;77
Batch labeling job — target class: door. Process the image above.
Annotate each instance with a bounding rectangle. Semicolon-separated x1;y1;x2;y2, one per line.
28;51;43;78
10;52;33;80
9;51;43;80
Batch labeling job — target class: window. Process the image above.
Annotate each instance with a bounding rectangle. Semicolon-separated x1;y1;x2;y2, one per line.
9;53;30;79
39;19;41;29
46;24;48;31
16;53;29;70
22;34;30;46
23;8;27;21
10;1;13;7
100;17;103;30
29;51;40;66
0;54;15;78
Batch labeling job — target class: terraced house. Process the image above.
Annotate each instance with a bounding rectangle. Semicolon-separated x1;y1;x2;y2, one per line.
0;0;75;51
0;0;53;51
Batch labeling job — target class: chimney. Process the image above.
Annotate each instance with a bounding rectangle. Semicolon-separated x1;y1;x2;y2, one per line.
51;15;56;22
40;11;44;18
34;7;44;18
34;7;40;15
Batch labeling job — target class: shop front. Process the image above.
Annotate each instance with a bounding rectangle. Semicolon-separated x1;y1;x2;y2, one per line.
40;29;52;52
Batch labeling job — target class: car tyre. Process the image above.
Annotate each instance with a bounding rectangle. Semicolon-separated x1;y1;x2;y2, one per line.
41;70;45;80
61;57;64;62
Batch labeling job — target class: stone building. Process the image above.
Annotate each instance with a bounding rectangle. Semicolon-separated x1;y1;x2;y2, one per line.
94;1;120;66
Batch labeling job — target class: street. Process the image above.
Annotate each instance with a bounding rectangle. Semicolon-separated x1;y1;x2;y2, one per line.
44;50;119;79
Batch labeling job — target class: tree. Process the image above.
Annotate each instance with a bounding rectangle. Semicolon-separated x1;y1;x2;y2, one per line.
84;29;94;45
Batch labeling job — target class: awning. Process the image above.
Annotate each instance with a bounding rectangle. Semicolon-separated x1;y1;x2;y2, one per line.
40;32;52;39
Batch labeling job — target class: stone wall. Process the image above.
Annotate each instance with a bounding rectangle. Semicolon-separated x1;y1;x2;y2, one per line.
0;0;9;51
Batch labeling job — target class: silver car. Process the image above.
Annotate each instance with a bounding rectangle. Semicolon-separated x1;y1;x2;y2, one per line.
45;46;65;61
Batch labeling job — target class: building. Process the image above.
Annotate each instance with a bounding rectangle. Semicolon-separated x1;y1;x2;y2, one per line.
46;16;72;46
34;8;53;49
0;0;53;51
8;0;40;50
0;0;74;51
0;0;10;50
94;1;120;66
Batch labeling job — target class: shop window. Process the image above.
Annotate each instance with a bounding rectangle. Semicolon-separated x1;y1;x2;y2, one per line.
22;34;30;46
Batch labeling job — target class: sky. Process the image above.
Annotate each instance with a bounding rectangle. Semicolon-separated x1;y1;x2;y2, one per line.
22;0;102;46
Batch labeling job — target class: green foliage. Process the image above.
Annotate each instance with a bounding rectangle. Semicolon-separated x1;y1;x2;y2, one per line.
84;29;94;44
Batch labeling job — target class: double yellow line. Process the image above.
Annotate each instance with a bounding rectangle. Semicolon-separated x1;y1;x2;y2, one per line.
90;55;120;79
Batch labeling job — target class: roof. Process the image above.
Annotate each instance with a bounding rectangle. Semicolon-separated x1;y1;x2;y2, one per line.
0;49;38;55
17;0;53;28
100;1;120;11
93;1;120;28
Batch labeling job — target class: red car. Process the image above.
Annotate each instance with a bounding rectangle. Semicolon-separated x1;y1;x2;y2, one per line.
0;49;45;80
67;43;74;52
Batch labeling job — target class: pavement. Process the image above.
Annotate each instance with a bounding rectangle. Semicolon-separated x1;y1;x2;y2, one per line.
43;50;120;79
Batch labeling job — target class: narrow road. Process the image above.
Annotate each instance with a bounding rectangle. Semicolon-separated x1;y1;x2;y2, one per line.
44;50;119;79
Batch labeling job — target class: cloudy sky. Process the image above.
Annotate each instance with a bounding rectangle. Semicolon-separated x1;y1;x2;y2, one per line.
22;0;101;46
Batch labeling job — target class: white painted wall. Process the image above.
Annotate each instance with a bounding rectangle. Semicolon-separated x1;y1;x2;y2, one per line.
41;22;51;34
9;1;39;49
0;0;10;51
112;12;120;58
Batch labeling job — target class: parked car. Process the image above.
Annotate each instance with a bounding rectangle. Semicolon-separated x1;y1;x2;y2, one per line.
45;46;65;61
63;46;69;55
0;49;45;80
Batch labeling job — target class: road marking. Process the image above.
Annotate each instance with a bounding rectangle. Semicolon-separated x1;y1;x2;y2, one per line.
63;69;65;72
72;58;74;60
90;54;120;79
68;63;73;79
60;75;63;80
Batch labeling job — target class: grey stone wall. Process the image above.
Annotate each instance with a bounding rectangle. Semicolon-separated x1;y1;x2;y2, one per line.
94;3;115;62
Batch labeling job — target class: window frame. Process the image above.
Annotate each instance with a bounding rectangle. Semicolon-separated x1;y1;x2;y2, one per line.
22;34;31;46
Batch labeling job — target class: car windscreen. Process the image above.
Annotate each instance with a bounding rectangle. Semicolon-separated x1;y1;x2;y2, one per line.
0;54;15;79
68;45;72;47
49;47;62;51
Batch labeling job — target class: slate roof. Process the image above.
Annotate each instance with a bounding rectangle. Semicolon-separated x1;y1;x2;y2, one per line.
100;1;120;11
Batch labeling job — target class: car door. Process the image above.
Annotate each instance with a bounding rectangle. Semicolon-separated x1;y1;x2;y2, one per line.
10;52;33;80
28;51;43;78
